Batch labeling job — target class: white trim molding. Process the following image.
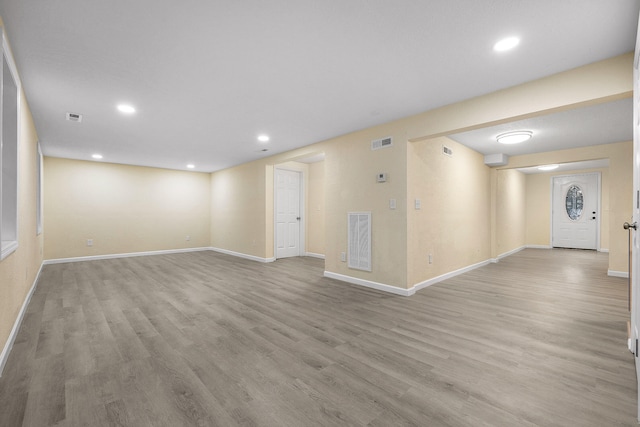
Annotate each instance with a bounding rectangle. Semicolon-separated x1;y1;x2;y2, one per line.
608;270;629;278
44;246;279;266
0;262;43;377
497;246;526;261
44;247;211;265
323;271;413;296
412;259;493;292
209;247;275;263
304;252;325;259
526;244;552;250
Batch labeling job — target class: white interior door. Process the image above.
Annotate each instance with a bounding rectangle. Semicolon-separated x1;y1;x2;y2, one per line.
275;169;301;259
551;173;599;250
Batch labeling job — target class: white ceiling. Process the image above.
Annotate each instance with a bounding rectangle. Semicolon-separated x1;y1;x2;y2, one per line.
516;159;610;175
448;98;633;157
0;1;638;172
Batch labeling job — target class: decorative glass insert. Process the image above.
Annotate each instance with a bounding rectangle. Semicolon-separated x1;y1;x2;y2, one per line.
565;185;584;221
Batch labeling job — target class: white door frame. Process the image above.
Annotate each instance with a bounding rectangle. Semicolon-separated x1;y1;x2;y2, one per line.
274;167;305;259
631;11;640;420
549;172;601;251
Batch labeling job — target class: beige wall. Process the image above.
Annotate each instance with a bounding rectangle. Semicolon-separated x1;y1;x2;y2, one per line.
0;65;44;360
495;169;527;257
210;161;268;258
307;161;325;256
407;137;491;286
323;126;409;289
526;167;610;250
210;121;410;288
507;141;632;273
208;54;633;291
44;158;211;260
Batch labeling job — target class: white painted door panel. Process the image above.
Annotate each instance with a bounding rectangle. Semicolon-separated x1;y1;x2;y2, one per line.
275;169;301;258
552;173;599;250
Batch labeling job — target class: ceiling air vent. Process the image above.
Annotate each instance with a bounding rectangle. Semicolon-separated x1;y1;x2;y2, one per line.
66;112;83;123
442;145;453;156
371;136;393;151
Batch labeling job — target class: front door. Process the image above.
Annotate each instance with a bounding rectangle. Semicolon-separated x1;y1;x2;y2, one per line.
552;173;599;250
275;169;301;259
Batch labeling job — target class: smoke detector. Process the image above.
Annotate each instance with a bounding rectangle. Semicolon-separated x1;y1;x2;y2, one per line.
66;112;83;122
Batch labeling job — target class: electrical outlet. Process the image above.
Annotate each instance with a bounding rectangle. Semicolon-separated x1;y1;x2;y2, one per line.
428;254;433;264
186;235;191;241
415;199;421;210
87;239;93;247
390;198;396;209
340;252;346;262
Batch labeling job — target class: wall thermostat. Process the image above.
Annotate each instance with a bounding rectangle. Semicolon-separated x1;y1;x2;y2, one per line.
377;172;387;183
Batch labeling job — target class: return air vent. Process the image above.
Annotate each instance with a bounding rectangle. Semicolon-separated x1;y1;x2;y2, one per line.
348;212;371;272
66;112;83;122
442;145;453;156
371;136;393;151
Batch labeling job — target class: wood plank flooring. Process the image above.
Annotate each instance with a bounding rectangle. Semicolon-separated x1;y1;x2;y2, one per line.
0;248;636;426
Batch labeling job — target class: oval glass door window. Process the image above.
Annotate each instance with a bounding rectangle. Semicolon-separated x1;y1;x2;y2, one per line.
565;184;584;220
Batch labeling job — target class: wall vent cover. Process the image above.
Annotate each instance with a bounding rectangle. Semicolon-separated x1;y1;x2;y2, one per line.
371;136;393;151
442;145;453;156
348;212;372;272
66;112;83;122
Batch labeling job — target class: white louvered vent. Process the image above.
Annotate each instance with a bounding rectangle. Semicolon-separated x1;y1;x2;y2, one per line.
442;145;453;156
348;212;371;271
66;112;83;122
371;136;393;151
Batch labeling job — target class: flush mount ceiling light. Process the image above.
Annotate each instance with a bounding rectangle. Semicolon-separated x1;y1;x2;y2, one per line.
493;36;520;52
117;104;136;114
91;154;103;159
496;130;532;145
257;134;270;143
187;164;195;169
538;164;559;171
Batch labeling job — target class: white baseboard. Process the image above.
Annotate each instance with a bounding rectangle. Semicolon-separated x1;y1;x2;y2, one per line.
304;252;325;259
44;247;211;265
323;271;413;296
209;247;275;263
497;246;526;260
608;270;629;278
526;244;552;250
491;246;548;264
412;259;493;292
0;262;44;377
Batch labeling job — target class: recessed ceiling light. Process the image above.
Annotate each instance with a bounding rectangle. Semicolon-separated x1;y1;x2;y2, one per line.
258;135;270;142
538;164;559;171
493;36;520;52
496;130;532;145
117;104;136;114
187;164;195;169
92;154;103;159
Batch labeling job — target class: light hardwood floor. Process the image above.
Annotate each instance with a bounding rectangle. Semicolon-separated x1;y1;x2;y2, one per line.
0;248;636;426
